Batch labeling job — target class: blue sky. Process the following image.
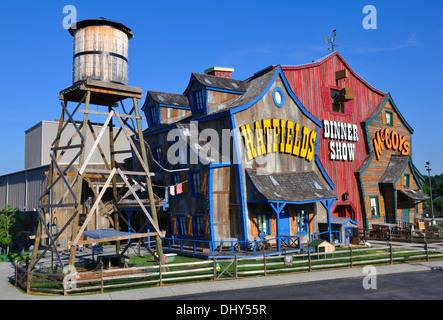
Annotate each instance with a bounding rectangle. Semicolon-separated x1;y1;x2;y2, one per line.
0;0;442;176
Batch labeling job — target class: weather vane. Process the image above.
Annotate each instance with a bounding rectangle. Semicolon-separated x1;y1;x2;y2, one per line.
324;29;337;52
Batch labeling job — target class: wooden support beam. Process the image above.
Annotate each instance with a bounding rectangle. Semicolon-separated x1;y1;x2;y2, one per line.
66;231;165;247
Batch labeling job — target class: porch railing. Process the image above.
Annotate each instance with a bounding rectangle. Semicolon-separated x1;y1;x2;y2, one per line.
162;235;301;257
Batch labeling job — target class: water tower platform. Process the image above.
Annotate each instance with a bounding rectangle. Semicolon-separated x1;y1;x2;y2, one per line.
59;79;143;106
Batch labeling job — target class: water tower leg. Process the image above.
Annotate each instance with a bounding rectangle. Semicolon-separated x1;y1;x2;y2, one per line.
108;106;121;254
133;97;164;264
69;91;91;267
30;106;66;269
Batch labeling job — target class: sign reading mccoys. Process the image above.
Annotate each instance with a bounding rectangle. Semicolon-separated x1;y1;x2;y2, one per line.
373;128;410;160
240;118;317;162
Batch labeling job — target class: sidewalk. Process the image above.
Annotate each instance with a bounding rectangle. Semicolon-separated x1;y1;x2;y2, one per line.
1;259;443;300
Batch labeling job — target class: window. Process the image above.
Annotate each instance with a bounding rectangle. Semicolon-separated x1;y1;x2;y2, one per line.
193;215;205;239
369;196;380;217
176;215;187;237
385;111;394;127
296;210;308;234
170;173;182;197
153;145;163;163
148;106;159;125
403;173;410;189
273;87;285;108
189;171;202;196
257;213;270;237
330;89;344;113
192;89;205;113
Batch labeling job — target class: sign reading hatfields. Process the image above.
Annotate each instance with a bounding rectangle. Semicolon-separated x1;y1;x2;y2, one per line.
240;118;317;162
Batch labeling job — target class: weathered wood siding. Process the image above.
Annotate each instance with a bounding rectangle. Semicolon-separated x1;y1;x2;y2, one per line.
282;52;387;228
73;25;129;84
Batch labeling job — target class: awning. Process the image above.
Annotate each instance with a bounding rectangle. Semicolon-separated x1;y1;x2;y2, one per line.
319;217;358;226
246;169;336;203
379;155;409;184
397;189;430;201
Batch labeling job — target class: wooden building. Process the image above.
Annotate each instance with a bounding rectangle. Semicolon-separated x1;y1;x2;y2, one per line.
278;51;428;229
140;66;339;255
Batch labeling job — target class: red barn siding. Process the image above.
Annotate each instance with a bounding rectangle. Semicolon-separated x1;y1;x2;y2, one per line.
282;52;386;229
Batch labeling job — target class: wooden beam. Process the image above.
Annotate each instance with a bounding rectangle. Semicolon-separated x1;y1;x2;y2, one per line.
65;231;165;246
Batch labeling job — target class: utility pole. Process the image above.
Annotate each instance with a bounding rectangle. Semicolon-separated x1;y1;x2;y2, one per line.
425;162;435;225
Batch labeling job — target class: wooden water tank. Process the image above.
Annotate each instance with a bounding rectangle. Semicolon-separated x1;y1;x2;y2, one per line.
68;18;134;85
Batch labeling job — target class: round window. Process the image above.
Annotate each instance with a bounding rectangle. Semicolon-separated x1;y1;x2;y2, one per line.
273;87;285;108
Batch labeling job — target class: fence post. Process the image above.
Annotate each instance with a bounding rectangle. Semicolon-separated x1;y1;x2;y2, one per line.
234;255;238;279
263;254;267;276
26;269;31;294
213;257;216;281
100;265;104;293
14;261;18;287
159;258;163;286
308;247;312;272
425;242;429;261
389;242;393;264
349;247;353;268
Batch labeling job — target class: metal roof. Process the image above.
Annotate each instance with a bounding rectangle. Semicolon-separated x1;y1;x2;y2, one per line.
68;17;134;39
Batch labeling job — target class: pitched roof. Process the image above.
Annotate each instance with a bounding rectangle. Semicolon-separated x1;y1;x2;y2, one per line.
146;91;190;109
190;72;249;93
176;123;230;165
246;169;336;203
379;155;409;184
361;93;414;133
397;189;429;201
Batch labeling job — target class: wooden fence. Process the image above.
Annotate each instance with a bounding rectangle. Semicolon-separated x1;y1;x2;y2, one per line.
14;241;443;296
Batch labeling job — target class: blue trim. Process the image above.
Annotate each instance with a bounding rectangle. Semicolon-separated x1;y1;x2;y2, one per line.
272;87;285;108
229;114;249;245
315;155;335;190
207;168;216;249
256;212;271;239
206;87;245;95
229;66;323;127
208;161;231;169
188;170;203;197
191;88;207;115
158;103;191;110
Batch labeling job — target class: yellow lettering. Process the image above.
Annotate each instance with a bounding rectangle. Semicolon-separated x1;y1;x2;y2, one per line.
272;119;280;153
280;119;286;153
292;123;301;156
262;119;272;153
240;124;256;161
285;121;294;153
254;121;266;156
299;126;310;158
306;129;317;161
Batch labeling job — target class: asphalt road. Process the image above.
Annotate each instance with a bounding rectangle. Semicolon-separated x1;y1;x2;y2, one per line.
157;268;443;300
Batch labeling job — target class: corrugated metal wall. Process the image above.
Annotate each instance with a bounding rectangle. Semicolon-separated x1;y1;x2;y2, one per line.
0;166;49;211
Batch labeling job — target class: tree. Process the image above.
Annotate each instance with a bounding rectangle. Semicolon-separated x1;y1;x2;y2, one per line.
0;205;23;255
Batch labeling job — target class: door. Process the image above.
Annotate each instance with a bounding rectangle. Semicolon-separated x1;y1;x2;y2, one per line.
402;209;410;223
279;210;291;236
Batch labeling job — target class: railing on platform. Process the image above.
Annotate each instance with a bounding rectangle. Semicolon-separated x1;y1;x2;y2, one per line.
162;235;301;257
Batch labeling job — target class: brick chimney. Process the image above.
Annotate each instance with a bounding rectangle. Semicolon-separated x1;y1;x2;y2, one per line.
204;67;234;79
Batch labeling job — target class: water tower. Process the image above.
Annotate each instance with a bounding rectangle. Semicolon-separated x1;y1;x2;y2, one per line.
29;18;165;272
69;17;133;85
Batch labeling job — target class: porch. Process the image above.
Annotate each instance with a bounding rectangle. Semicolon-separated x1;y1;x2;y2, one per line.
162;235;302;259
